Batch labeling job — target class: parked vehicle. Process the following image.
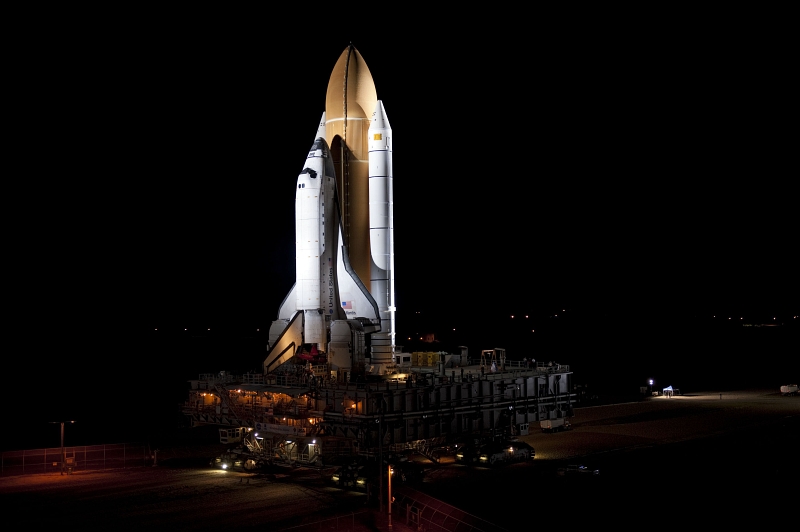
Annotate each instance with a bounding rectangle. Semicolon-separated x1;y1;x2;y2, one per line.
540;419;572;433
477;441;534;466
331;456;424;490
557;464;600;476
455;442;483;464
354;463;379;491
210;448;262;471
330;460;363;488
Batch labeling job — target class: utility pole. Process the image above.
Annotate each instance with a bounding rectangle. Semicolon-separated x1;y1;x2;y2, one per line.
387;464;393;529
50;421;75;475
378;406;383;513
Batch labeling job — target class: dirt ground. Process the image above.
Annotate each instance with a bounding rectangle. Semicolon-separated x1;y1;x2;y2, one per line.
2;389;797;530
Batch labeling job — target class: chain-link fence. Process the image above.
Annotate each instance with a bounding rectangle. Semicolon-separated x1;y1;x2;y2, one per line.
1;443;151;476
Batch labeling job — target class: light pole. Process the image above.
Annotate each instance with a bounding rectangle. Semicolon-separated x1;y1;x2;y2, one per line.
50;421;75;475
377;414;383;513
387;464;393;529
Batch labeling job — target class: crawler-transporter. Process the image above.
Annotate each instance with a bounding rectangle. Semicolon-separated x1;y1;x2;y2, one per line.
183;348;575;468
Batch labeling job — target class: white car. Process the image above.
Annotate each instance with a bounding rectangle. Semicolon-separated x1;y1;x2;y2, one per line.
478;442;534;466
557;464;600;476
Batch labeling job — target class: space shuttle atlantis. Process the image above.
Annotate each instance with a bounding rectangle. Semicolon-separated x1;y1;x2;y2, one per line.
264;45;396;380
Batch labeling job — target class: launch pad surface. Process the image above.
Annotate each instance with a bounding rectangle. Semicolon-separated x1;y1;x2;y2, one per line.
7;389;796;530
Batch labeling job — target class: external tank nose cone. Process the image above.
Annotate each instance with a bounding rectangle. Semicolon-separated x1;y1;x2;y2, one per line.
325;46;377;125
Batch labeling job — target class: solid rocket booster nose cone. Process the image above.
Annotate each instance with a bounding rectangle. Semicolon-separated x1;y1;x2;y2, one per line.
371;101;390;129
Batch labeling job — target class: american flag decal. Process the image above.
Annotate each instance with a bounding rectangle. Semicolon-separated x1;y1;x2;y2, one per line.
342;301;352;309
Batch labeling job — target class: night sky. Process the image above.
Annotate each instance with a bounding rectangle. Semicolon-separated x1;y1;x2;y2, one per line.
5;15;796;450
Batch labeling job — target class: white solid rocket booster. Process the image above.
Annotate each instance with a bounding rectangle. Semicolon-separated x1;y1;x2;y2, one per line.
367;100;395;371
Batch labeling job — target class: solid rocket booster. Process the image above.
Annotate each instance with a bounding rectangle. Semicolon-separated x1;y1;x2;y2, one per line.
367;100;395;370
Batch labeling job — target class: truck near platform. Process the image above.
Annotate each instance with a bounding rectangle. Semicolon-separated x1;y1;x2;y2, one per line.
780;384;798;396
540;419;572;433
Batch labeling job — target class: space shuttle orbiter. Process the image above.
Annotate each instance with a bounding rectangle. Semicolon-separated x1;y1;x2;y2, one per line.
263;45;396;380
264;134;380;372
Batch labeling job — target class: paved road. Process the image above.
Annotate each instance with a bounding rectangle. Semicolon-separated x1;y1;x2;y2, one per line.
421;389;799;528
2;389;796;530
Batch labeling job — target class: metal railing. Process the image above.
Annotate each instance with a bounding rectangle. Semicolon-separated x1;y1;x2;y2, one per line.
276;510;372;531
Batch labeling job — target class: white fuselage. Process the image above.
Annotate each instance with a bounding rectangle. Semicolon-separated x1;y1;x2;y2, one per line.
294;143;339;349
